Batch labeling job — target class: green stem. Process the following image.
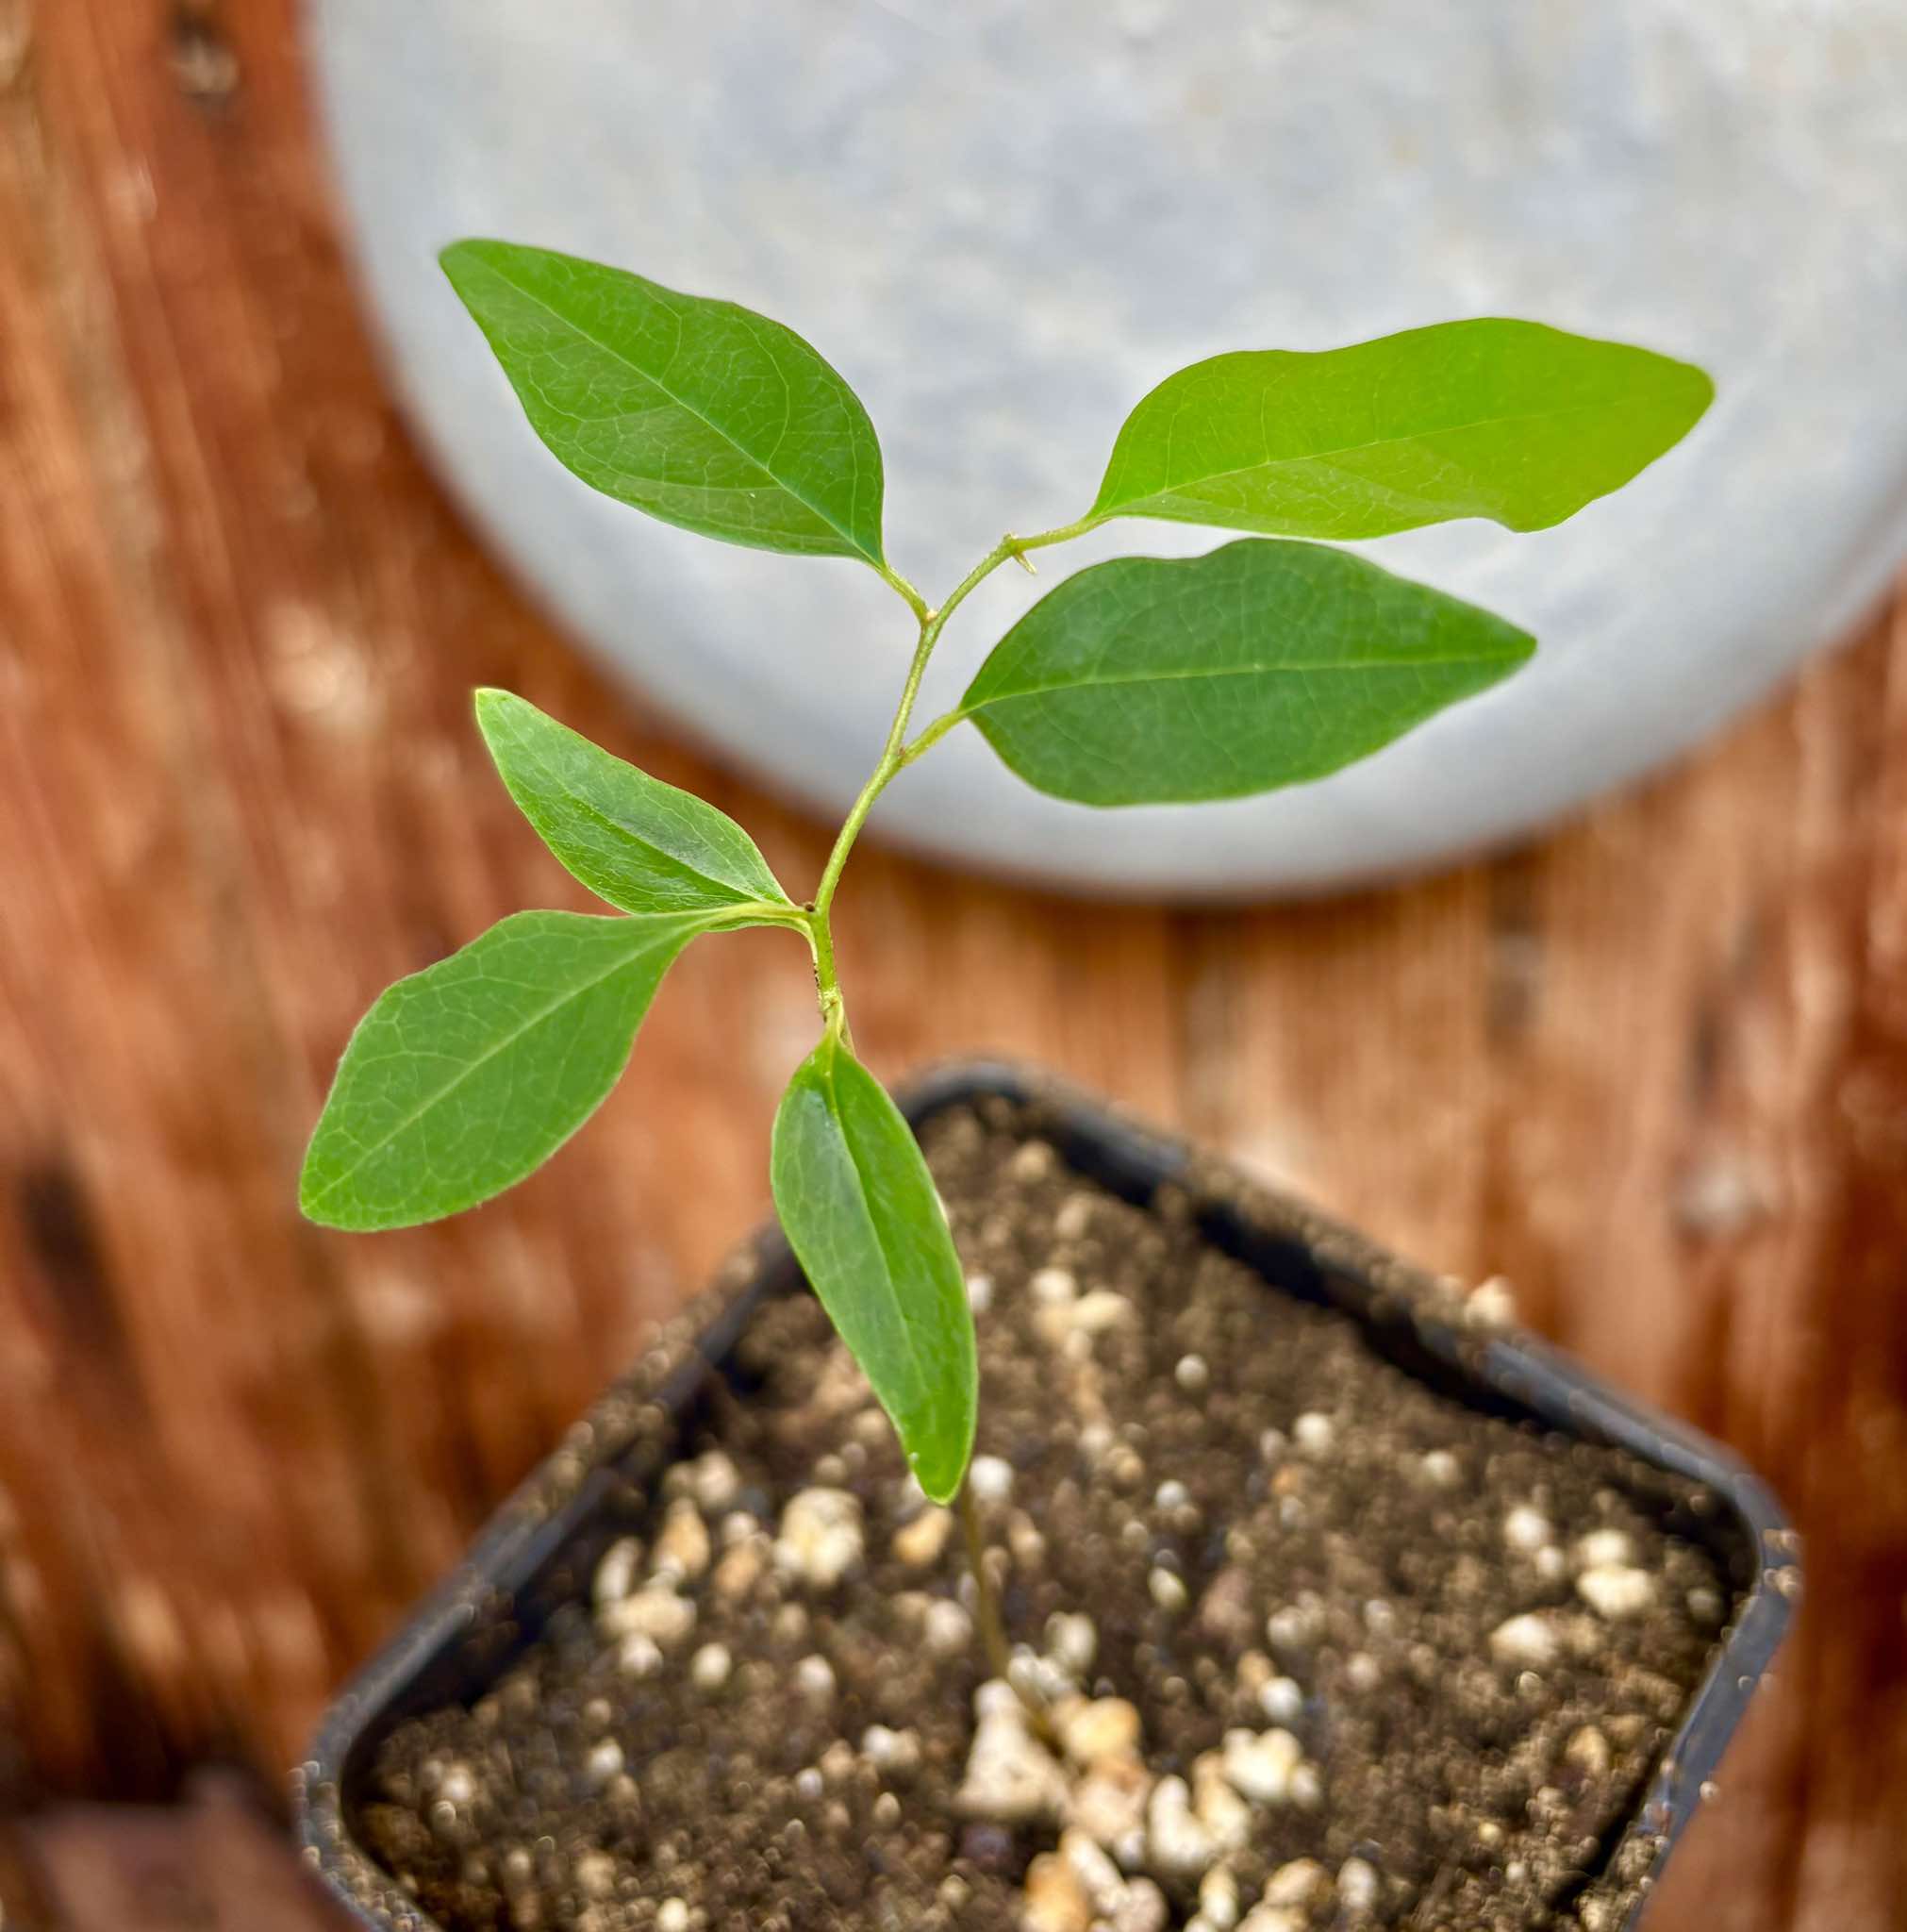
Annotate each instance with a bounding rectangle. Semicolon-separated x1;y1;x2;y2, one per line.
805;519;1101;1703
806;517;1098;1023
957;1476;1053;1738
957;1476;1016;1686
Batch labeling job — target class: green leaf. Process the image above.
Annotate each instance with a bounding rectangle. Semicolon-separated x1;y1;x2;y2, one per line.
476;689;794;919
771;1034;977;1503
440;239;886;563
1090;319;1713;541
958;538;1534;806
301;909;704;1231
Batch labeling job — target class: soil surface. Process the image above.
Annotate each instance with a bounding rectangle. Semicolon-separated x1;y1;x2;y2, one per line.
357;1102;1742;1932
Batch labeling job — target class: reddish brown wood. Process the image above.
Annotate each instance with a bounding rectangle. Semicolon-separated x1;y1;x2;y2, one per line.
0;1;1901;1924
0;1774;350;1931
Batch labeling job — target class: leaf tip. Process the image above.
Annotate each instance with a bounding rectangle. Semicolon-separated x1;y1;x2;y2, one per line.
1683;358;1718;423
473;687;530;768
1635;342;1716;432
439;238;523;310
437;238;477;283
914;1463;962;1508
438;236;494;270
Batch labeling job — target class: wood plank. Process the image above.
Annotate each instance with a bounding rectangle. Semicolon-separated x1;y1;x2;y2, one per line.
2;1774;350;1932
0;0;1902;1924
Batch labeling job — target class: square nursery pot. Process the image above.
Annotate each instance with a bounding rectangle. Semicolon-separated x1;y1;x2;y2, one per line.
296;1063;1796;1932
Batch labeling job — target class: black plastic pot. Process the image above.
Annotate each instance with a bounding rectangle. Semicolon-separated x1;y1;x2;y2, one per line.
295;1062;1797;1932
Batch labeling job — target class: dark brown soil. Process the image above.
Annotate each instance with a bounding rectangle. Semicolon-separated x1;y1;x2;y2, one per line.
356;1102;1741;1932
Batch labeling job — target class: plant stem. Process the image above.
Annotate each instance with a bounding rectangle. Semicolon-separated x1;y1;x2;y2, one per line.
811;529;1097;904
808;519;1099;1711
955;1477;1015;1685
957;1475;1055;1741
808;516;1101;989
954;1475;1058;1754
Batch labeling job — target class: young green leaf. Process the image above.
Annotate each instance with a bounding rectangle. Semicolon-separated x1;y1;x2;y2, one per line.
957;538;1534;806
476;689;794;919
440;240;887;563
771;1034;977;1504
301;909;705;1231
1090;319;1713;541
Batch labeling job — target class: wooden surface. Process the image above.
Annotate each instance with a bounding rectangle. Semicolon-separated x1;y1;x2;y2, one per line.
1;2;1903;1925
0;1774;350;1932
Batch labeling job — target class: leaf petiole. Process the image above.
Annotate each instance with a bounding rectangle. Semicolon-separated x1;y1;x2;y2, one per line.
874;560;932;625
897;708;962;769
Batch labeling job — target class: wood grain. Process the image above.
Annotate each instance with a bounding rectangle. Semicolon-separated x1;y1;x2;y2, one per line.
0;1773;351;1931
0;1;1901;1924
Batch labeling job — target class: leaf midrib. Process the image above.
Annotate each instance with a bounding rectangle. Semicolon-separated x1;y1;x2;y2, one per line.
966;644;1530;710
517;743;779;911
816;1046;936;1430
469;248;875;561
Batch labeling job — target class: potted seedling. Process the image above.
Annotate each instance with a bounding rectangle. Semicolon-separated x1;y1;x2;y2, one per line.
294;242;1794;1932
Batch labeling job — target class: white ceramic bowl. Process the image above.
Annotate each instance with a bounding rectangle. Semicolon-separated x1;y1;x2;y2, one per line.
310;0;1907;898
